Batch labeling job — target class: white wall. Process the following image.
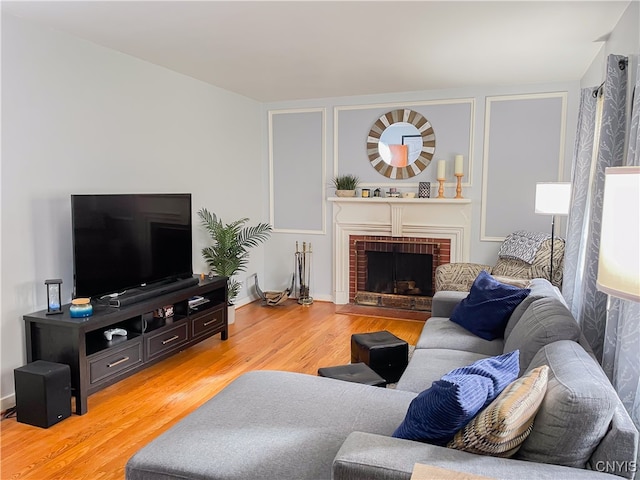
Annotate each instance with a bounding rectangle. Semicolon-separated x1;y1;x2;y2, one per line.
0;14;264;408
582;1;639;88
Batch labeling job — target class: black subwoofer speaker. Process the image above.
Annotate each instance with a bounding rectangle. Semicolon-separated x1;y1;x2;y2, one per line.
14;360;71;428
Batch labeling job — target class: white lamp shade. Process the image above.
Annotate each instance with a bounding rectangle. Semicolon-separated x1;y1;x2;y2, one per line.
596;166;640;302
535;182;572;215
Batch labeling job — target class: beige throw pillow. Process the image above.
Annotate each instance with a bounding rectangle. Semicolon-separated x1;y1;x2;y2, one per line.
447;365;549;457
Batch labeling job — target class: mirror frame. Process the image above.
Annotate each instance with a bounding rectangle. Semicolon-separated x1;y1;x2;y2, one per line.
366;109;436;179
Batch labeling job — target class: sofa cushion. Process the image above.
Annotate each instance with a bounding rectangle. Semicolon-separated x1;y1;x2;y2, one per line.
431;291;469;318
527;278;568;306
396;349;490;394
450;271;530;341
416;318;504;357
126;370;418;480
503;279;567;340
393;351;519;446
503;297;581;372
516;341;617;468
448;365;549;458
503;294;541;340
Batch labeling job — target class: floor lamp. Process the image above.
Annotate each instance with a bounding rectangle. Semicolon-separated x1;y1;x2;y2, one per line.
535;182;572;283
596;166;640;302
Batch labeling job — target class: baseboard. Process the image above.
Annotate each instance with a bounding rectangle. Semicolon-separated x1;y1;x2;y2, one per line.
235;293;333;307
1;393;16;413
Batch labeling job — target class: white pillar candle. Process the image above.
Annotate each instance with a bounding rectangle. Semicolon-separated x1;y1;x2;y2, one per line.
437;160;446;179
455;155;464;175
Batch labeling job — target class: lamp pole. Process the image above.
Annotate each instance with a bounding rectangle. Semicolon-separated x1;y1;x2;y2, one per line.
550;215;555;283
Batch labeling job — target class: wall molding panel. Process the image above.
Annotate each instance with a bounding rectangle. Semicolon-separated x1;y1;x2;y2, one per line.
481;92;568;241
268;108;326;234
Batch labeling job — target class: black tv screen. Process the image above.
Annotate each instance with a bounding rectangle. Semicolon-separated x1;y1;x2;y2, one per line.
71;193;193;299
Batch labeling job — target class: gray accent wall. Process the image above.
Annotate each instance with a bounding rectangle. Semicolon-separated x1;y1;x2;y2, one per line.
335;100;474;189
482;93;567;240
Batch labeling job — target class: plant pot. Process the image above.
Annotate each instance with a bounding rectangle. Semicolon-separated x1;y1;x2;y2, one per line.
335;190;356;197
227;304;236;325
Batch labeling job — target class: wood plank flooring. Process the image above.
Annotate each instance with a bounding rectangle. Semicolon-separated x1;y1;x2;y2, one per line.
0;300;426;480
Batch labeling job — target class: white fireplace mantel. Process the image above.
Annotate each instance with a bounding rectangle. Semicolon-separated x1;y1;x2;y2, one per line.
329;197;472;304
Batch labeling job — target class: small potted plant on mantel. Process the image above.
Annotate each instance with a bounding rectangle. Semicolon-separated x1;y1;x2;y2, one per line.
198;208;272;324
332;174;360;197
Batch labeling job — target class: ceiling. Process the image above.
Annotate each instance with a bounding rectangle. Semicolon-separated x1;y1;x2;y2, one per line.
2;1;631;102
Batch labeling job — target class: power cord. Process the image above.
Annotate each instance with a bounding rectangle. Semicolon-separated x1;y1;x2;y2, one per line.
2;407;17;420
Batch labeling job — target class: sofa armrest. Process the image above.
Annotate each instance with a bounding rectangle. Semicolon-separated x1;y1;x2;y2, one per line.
333;432;620;480
435;263;492;292
431;291;468;318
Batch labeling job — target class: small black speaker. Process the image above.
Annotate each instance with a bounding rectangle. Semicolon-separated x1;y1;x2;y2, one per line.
14;360;71;428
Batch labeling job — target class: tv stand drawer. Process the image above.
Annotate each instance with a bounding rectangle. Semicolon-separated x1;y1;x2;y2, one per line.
88;340;143;385
146;322;189;360
192;307;225;339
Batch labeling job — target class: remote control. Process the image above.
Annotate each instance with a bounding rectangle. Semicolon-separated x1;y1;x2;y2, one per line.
104;328;127;341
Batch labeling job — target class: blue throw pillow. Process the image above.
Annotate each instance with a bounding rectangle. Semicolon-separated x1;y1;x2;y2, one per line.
393;350;520;445
450;271;530;340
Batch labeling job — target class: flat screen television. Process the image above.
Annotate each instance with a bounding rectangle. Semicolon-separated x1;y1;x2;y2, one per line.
71;193;193;299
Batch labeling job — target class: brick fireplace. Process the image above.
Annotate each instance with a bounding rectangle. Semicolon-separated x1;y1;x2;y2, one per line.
330;196;472;306
349;235;451;310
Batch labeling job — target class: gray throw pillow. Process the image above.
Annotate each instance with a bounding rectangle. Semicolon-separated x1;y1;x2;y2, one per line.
517;340;617;468
503;297;580;372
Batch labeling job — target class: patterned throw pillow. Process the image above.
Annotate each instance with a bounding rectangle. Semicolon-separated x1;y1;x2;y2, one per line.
448;365;549;457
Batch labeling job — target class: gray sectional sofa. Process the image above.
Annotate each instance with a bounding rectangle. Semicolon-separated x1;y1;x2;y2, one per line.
126;279;638;480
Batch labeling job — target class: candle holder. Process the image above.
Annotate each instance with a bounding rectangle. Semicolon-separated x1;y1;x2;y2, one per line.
437;178;446;198
455;173;464;199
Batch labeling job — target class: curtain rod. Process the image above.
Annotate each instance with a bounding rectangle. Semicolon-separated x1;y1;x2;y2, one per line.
592;57;629;98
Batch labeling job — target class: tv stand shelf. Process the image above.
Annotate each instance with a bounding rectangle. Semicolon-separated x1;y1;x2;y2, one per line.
23;275;228;415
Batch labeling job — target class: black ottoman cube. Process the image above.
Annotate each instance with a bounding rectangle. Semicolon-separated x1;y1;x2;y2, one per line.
351;330;408;383
317;362;386;387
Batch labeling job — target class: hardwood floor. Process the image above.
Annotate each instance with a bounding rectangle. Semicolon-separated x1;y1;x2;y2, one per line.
1;300;425;480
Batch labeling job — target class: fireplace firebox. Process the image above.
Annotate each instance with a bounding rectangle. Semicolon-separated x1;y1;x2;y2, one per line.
365;250;433;296
349;236;450;311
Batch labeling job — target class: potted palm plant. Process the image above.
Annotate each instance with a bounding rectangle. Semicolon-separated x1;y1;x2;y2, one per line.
198;208;272;324
332;174;360;197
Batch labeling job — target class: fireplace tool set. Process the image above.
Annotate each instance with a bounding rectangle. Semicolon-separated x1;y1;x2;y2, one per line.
295;241;313;305
252;241;313;306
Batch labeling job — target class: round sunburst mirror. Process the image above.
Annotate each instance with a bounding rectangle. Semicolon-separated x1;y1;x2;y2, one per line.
366;109;436;179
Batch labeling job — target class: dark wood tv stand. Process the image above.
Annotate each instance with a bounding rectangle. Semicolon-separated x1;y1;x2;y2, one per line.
23;276;228;415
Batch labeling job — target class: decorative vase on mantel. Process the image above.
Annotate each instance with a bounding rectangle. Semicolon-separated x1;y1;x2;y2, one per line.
335;189;356;197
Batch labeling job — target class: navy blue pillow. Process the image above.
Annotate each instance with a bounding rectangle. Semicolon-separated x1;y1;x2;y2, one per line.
393;350;520;445
450;271;530;340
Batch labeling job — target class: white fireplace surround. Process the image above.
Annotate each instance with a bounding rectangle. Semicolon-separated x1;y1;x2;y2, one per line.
329;197;472;304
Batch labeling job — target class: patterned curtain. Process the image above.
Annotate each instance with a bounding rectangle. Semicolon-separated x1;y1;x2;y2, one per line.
563;53;639;475
562;54;628;360
601;56;640;441
563;88;598;314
